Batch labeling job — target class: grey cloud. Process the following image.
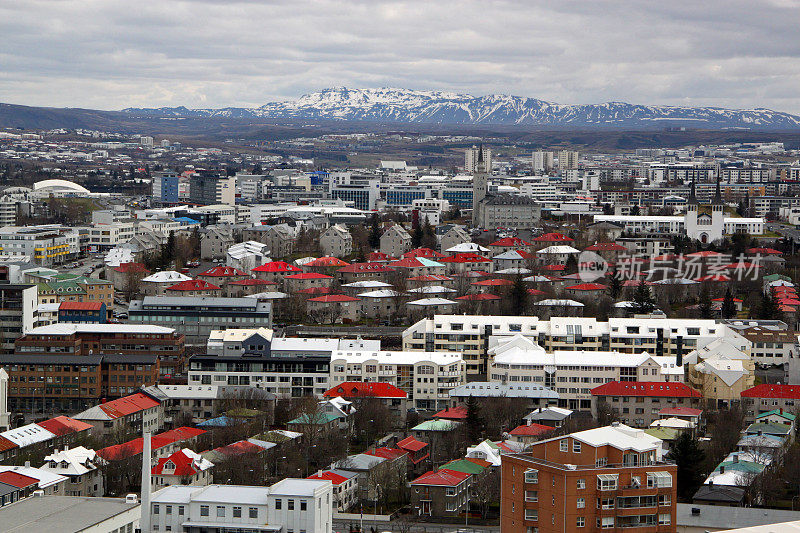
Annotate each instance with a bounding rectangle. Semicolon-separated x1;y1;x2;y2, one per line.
0;0;799;112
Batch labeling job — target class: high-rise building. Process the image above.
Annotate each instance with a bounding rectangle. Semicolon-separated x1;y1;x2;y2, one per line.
465;145;492;173
152;171;181;204
189;173;236;206
532;151;554;172
501;424;676;532
558;150;580;170
0;367;9;431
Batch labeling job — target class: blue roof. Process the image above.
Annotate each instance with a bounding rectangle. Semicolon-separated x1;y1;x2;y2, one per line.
173;217;200;224
197;415;237;427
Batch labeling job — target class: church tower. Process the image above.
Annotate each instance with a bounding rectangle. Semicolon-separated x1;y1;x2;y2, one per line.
472;145;489;227
711;174;725;240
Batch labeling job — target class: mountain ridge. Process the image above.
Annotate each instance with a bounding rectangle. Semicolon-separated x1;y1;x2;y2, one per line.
121;87;800;130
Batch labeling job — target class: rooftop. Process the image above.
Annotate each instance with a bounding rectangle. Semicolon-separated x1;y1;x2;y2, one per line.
0;495;141;533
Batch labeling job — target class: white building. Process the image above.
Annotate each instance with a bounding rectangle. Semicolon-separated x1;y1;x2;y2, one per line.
0;225;80;266
149;479;333;533
329;350;465;411
0;368;9;431
41;446;104;497
532;151;554;173
465;145;492;173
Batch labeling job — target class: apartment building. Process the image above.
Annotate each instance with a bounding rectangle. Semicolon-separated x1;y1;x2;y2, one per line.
501;424;676;532
127;296;272;346
488;336;684;411
319;224;353;258
86;222;136;251
0;283;37;354
329;350;465;411
189;328;380;398
149;479;334;533
41;446;104;497
403;315;739;378
591;381;703;428
741;384;800;423
189;173;236;206
0;226;80;266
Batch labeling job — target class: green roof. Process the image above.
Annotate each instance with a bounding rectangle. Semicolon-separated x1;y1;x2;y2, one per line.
756;409;796;421
745;422;792;435
441;459;488;474
715;461;765;475
226;408;264;418
645;427;682;441
412;419;461;432
288;412;339;425
764;274;791;282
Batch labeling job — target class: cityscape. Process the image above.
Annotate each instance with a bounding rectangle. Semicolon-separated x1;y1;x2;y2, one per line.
3;2;800;533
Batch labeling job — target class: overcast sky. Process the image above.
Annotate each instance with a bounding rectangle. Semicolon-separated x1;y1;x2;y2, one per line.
2;0;800;113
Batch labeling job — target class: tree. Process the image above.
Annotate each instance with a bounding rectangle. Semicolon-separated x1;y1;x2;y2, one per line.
507;274;529;316
698;285;713;319
470;469;500;519
668;432;706;501
630;281;656;315
368;214;381;250
754;292;781;320
595;400;618;426
608;269;623;300
721;288;737;319
564;254;578;275
411;224;423;248
465;396;485;443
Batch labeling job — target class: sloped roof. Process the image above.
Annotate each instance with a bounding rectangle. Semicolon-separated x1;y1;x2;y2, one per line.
323;382;407;399
251;261;302;273
534;232;572;242
403;248;445;259
305;256;350;267
166;279;222;291
509;423;554;437
410;468;470;486
0;471;39;488
285;272;334;280
307;294;360;303
490;237;532;247
591;381;701;398
441;458;491;474
58;301;104;311
585;242;627;251
35;416;93;436
153;448;213;476
198;266;248;277
433;406;468;420
397;436;428;452
337;262;395;273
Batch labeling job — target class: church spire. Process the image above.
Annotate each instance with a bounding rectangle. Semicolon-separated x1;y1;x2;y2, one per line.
689;179;697;205
713;174;723;205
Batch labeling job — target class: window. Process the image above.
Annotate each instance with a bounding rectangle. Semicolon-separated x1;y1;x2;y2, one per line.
647;471;673;488
573;441;581;453
597;474;618;491
659;494;671;506
560;439;568;452
178;506;185;516
576;517;585;528
524;469;538;483
217;506;226;517
577;479;585;489
599;498;614;509
200;505;209;516
288;499;295;510
233;506;242;517
577;498;585;509
446;488;456;496
249;507;258;518
524;509;538;521
658;513;671;525
600;517;615;529
525;490;538;502
275;499;281;510
153;504;159;515
166;505;172;515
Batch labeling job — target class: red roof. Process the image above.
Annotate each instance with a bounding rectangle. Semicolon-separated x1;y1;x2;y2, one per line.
113;262;150;274
229;278;276;286
622;280;653;287
59;301;104;311
389;257;436;268
411;468;471;486
408;275;452;282
592;381;701;398
198;266;247;277
366;447;408;461
98;393;160;419
0;471;39;488
741;384;800;400
337;262;395;274
457;293;501;301
0;436;18;453
439;253;491;264
712;297;743;302
213;440;266;457
527;289;546;296
36;416;93;436
252;261;302;273
307;294;360;303
509;423;554;437
285;272;333;280
541;264;566;271
747;247;783;255
403;248;445;259
366;252;395;262
534;232;572;242
324;382;407;399
686;251;723;258
472;278;513;286
297;286;332;295
585;242;627;252
566;283;607;291
166;279;222;291
490;237;532;247
307;471;349;485
97;426;206;461
152;449;204;476
305;256;351;267
778;298;800;305
397;436;428;452
659;407;703;417
434;405;468;420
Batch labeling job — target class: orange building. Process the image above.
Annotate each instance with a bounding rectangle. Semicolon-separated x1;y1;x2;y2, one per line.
501;423;676;532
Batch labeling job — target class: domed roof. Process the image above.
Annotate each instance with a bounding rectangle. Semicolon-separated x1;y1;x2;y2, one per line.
33;179;90;194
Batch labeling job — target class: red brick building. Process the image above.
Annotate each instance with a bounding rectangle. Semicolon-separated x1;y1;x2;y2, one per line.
501;424;676;532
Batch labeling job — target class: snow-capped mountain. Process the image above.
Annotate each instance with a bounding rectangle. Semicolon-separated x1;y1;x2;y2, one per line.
123;87;800;129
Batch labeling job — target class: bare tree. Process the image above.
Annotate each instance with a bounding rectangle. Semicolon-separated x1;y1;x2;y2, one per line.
470;468;500;519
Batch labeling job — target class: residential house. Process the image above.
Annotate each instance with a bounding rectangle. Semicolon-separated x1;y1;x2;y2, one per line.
380;225;412;258
320;225;353;258
152;448;214;491
41;446;104;497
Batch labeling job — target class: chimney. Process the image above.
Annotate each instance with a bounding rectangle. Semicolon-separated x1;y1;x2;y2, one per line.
140;431;152;533
758;430;763;436
527;419;531;426
720;466;725;474
780;408;784;415
24;461;30;468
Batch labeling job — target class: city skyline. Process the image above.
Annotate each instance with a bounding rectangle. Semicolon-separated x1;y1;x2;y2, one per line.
2;0;800;113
